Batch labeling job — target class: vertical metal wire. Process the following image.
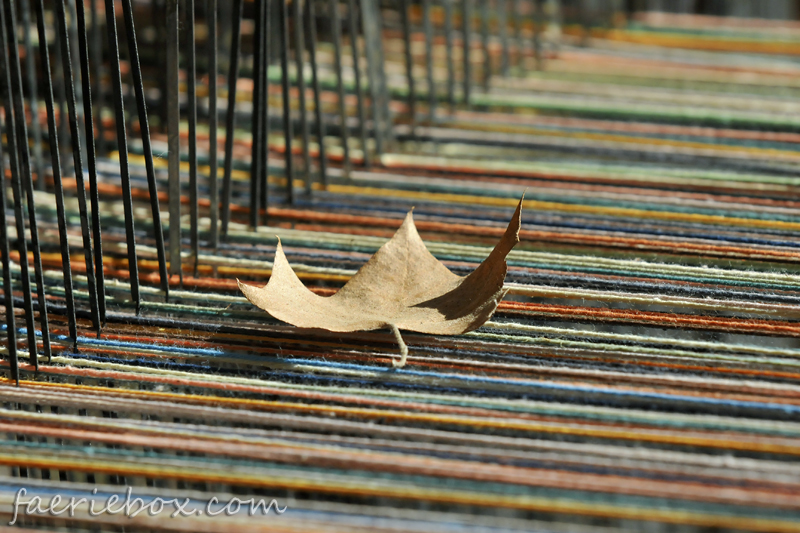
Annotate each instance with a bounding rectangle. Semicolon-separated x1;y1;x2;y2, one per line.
19;0;44;192
90;0;106;156
0;16;19;382
251;0;266;227
54;0;100;337
423;0;436;121
279;0;295;202
167;0;182;283
103;0;141;313
33;0;77;349
293;0;313;194
186;0;199;276
360;0;384;155
5;0;50;365
120;0;171;303
0;124;17;380
512;0;524;73
345;0;370;166
207;0;220;248
399;0;416;134
75;0;107;329
480;0;491;91
306;0;327;188
462;0;472;104
329;0;351;176
221;0;244;234
534;0;543;69
260;0;271;223
372;4;392;148
444;0;456;110
498;0;509;76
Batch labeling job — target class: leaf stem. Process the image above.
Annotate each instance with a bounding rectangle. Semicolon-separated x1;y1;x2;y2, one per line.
388;324;408;368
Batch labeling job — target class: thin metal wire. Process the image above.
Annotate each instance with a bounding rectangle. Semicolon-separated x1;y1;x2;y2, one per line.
220;0;244;235
480;0;491;91
329;0;351;177
399;0;416;135
293;0;312;195
498;0;509;76
120;0;170;303
444;0;456;110
0;0;35;375
250;0;266;228
423;0;435;121
90;0;106;156
462;0;472;103
186;0;199;277
33;0;77;350
0;23;18;382
306;0;327;188
75;0;106;329
533;0;542;70
19;0;44;192
512;0;524;73
167;0;182;284
103;0;141;314
360;0;384;156
6;0;50;365
279;0;295;203
345;0;370;166
260;0;271;224
207;0;219;248
54;0;100;339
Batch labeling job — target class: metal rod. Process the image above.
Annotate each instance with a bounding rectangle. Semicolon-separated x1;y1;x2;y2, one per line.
293;0;312;194
54;0;100;338
250;0;266;228
462;0;472;103
373;4;392;149
480;0;490;91
329;0;351;176
90;0;106;156
103;0;140;313
306;0;327;188
423;0;435;121
67;0;87;169
260;0;271;224
220;0;244;235
399;0;416;135
0;117;17;379
360;0;384;156
207;0;219;248
0;7;20;382
444;0;456;110
512;0;524;73
5;0;50;365
186;0;199;276
19;0;44;192
533;0;542;70
499;0;509;76
166;0;182;284
345;0;370;166
250;0;266;229
279;0;295;203
33;0;77;350
75;0;106;329
120;0;171;302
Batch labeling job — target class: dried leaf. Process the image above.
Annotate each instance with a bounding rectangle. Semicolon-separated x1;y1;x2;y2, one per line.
239;197;523;367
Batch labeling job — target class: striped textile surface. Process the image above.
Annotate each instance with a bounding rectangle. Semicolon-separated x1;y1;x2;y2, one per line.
3;9;800;533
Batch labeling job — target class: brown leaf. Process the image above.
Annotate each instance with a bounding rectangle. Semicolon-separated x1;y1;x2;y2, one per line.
238;197;523;367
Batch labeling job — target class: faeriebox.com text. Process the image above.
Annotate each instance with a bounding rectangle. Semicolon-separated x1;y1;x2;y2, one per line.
10;487;287;524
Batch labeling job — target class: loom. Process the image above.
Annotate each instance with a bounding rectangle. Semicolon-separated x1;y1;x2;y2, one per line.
0;0;799;530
